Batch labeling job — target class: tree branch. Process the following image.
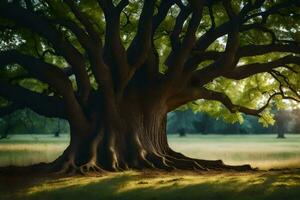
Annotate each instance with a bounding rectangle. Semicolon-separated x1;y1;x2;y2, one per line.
168;86;280;116
0;2;91;103
0;50;73;94
198;87;274;116
127;0;156;69
98;0;129;94
224;56;300;80
152;0;176;34
238;43;300;58
165;1;205;86
0;50;89;129
0;81;66;118
63;0;101;43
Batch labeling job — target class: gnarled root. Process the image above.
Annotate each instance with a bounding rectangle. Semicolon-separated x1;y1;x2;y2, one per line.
166;149;255;172
79;161;105;175
164;155;208;171
51;159;106;175
54;159;78;175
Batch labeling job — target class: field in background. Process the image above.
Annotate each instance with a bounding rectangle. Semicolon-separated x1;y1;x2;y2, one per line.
0;134;300;169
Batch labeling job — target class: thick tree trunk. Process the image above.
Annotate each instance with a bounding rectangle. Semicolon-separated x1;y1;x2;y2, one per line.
47;96;253;174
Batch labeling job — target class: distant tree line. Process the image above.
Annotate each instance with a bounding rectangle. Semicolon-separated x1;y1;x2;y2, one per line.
0;108;69;139
167;109;300;136
1;108;299;139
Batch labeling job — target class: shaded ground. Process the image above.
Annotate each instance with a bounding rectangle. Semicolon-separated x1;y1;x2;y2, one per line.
1;169;300;200
1;134;300;199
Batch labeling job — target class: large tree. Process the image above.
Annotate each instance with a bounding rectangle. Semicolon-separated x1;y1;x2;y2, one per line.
0;0;299;173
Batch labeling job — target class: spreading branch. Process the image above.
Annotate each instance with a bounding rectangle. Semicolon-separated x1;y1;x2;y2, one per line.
224;56;300;80
0;81;66;118
0;2;91;103
127;0;156;69
0;50;89;130
97;0;129;93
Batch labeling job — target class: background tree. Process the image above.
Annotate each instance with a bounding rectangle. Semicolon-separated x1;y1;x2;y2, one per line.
0;109;69;136
275;110;286;138
54;120;61;137
293;109;300;132
0;0;300;173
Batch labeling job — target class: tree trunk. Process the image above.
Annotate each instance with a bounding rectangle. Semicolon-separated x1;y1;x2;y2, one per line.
54;120;60;137
47;94;253;174
277;125;285;139
276;111;286;139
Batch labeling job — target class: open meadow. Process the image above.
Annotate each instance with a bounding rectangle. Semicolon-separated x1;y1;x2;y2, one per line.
1;134;300;169
1;134;300;200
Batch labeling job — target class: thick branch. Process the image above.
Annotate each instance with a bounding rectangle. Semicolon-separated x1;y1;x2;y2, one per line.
0;50;72;94
152;0;176;34
189;55;300;87
165;1;205;86
63;0;101;43
0;50;89;130
98;0;129;93
168;86;279;115
238;43;300;58
197;87;274;116
127;0;156;68
52;18;114;98
225;56;300;80
185;42;300;75
0;81;66;118
0;2;91;103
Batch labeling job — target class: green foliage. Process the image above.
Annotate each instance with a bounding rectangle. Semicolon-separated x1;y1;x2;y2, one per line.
0;0;299;125
0;108;69;135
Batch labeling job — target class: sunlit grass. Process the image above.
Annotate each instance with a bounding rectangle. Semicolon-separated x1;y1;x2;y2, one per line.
0;134;300;169
1;134;300;200
168;134;300;169
1;170;300;200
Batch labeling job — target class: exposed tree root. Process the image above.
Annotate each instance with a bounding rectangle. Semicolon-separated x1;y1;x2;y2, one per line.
79;161;105;175
166;149;255;171
0;144;254;176
164;155;208;171
53;159;78;175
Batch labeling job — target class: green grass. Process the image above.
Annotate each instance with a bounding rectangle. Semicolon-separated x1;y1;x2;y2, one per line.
168;134;300;169
1;134;300;169
1;170;300;200
1;134;300;200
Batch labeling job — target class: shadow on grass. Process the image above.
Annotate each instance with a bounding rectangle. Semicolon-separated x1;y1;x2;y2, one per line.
1;170;300;200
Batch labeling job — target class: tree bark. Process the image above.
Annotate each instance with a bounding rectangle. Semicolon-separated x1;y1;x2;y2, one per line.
44;92;253;174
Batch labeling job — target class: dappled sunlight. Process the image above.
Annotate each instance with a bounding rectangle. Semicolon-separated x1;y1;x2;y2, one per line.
3;170;299;200
23;176;111;195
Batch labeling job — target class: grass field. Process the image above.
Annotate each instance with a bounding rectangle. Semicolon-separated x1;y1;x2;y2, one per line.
0;134;300;169
1;169;300;200
1;134;300;200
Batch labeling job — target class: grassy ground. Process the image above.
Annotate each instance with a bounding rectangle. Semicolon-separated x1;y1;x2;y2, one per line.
1;134;300;200
1;134;300;169
1;170;300;200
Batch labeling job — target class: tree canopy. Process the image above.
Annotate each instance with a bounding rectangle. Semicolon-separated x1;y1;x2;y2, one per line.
0;0;300;172
0;0;299;123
